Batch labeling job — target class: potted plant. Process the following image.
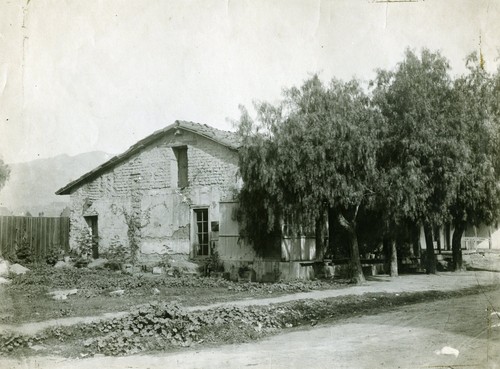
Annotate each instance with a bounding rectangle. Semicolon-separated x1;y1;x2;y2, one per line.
207;251;224;278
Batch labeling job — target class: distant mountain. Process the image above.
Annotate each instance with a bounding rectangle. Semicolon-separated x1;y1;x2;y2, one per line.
0;151;113;216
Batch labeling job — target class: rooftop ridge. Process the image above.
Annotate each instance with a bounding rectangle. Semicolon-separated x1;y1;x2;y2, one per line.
55;121;240;195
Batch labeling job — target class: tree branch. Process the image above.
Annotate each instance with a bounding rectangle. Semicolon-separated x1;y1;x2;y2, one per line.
338;213;352;232
353;202;361;223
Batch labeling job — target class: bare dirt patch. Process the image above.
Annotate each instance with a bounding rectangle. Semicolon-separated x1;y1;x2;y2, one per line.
0;265;346;324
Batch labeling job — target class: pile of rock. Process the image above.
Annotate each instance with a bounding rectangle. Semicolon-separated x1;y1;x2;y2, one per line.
144;259;201;277
0;257;31;284
52;257;117;271
47;288;78;300
54;256;75;269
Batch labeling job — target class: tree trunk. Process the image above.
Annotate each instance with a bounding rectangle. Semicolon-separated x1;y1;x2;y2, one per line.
435;226;441;254
337;207;364;284
411;224;421;259
315;214;325;260
327;207;336;258
452;221;465;271
445;224;451;251
390;239;398;277
423;223;436;274
382;238;390;274
347;228;365;284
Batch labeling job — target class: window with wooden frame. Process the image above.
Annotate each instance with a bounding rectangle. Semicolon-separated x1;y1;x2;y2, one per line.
194;208;209;256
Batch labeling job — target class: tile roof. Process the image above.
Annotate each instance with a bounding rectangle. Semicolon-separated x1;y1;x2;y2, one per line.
55;120;240;195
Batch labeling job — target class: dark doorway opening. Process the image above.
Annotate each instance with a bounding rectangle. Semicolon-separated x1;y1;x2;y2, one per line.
84;215;99;259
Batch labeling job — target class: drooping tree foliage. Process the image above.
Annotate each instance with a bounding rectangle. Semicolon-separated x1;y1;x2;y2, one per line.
235;106;284;258
236;48;500;281
447;54;500;270
372;49;464;274
237;76;381;283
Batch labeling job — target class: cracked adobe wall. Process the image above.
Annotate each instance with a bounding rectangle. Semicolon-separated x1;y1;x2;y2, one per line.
68;129;239;261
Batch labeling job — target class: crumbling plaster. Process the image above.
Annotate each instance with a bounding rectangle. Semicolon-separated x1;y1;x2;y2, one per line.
68;129;239;261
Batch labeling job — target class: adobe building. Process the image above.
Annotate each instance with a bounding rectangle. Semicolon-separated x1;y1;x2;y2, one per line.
56;121;241;261
56;121;320;281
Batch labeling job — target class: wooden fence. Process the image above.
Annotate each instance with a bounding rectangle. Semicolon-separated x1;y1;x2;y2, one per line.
0;216;70;261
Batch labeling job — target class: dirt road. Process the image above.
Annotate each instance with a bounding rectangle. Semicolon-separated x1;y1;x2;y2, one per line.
2;271;500;369
2;270;499;335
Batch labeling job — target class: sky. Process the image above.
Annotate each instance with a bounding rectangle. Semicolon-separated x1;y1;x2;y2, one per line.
0;0;499;164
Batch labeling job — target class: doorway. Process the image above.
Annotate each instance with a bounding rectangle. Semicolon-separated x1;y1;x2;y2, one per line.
84;215;99;259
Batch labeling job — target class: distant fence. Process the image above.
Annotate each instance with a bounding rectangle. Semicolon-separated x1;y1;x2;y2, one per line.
0;216;70;261
462;236;490;251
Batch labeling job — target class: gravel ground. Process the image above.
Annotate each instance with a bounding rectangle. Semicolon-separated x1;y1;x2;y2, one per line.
1;270;499;336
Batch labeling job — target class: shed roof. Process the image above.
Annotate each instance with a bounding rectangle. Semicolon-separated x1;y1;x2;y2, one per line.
55;120;240;195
